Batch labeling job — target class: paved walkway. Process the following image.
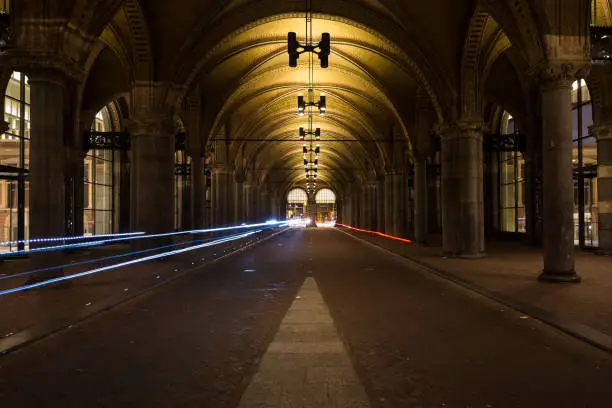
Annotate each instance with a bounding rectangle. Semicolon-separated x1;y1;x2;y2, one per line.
338;227;612;350
239;277;369;408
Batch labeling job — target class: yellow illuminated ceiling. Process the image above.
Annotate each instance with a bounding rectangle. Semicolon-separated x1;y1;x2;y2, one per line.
192;16;416;192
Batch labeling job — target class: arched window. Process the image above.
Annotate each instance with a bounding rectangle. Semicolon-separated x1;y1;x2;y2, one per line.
286;188;307;220
315;188;336;224
287;188;308;204
1;71;30;249
499;111;526;233
315;188;336;204
84;106;118;235
572;79;597;247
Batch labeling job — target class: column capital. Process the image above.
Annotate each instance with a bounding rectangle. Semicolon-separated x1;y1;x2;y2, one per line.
590;124;612;141
531;60;590;90
127;115;174;137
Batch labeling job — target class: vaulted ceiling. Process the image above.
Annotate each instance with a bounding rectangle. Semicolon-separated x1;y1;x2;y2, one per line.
55;0;558;193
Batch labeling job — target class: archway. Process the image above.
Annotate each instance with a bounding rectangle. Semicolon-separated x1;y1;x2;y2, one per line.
286;188;308;220
315;188;336;226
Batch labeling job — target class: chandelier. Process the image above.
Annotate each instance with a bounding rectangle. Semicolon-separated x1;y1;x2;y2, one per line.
288;0;330;195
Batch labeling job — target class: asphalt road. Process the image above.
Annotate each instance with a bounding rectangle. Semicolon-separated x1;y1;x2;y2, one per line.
1;228;612;407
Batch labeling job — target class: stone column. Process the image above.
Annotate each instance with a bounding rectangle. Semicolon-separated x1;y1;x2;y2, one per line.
191;154;205;228
181;166;193;230
211;168;230;226
457;121;485;256
413;154;428;243
234;173;244;224
27;69;69;279
392;172;407;237
538;63;585;283
130;117;175;235
244;182;255;222
440;122;485;257
376;176;385;231
259;188;269;221
591;124;612;254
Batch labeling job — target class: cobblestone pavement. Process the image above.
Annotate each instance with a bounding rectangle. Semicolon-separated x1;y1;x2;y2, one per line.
2;228;612;407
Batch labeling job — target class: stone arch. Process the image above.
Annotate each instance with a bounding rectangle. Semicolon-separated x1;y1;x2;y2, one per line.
122;0;154;81
172;10;449;122
479;0;545;67
461;6;490;119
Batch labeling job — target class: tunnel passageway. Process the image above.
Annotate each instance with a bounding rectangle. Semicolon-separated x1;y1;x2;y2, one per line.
1;228;612;407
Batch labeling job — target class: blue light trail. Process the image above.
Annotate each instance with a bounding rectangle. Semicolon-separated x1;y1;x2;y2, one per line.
0;220;288;258
0;230;263;297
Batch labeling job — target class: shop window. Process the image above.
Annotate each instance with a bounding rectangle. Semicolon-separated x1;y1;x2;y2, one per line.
499;111;526;233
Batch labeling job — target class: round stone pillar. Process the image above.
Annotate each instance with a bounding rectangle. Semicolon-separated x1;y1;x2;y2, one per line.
26;69;69;279
591;124;612;254
457;122;485;257
191;154;205;228
413;154;428;243
538;64;585;283
129;117;175;236
211;168;230;226
440;122;485;257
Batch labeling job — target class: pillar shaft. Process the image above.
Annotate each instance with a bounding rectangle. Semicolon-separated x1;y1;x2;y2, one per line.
211;169;230;226
376;178;385;231
191;155;205;228
130;121;174;235
28;72;67;242
538;65;582;282
234;177;244;224
414;155;428;243
440;122;485;257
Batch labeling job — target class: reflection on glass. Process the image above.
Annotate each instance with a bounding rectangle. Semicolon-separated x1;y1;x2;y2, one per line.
572;79;598;247
498;111;526;234
0;72;30;249
84;108;115;236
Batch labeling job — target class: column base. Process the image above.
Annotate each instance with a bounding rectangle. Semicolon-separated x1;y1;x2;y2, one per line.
594;249;612;256
538;270;582;284
442;251;487;259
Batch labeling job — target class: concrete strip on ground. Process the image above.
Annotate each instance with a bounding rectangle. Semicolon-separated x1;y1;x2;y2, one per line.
238;277;370;408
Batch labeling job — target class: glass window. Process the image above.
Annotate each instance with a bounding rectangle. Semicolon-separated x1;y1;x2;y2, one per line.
315;188;336;224
84;106;116;236
572;79;598;247
287;188;308;204
0;71;30;251
315;188;336;204
498;111;526;233
286;188;308;220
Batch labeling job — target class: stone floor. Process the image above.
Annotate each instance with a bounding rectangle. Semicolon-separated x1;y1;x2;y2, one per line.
0;229;277;353
2;228;612;407
339;227;612;346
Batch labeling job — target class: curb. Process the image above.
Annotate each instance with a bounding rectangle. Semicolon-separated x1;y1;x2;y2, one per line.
337;228;612;355
0;228;289;356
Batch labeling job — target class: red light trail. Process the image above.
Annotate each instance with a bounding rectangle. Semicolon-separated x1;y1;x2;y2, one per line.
336;223;412;243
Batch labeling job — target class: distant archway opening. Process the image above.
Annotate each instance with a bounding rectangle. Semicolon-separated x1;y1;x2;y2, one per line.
315;188;336;224
286;188;308;220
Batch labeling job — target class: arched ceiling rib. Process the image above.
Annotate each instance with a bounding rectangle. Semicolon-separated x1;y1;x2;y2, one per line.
191;16;416;190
